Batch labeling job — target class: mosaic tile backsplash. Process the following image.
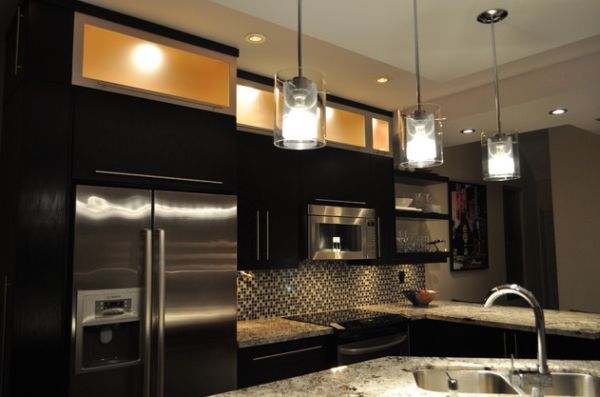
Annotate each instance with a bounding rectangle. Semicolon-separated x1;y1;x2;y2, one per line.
237;261;425;320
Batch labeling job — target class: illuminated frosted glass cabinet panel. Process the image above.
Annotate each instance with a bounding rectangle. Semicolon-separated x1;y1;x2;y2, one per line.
72;13;237;115
326;106;366;148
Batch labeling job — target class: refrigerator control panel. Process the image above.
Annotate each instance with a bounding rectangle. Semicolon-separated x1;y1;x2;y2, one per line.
78;288;140;326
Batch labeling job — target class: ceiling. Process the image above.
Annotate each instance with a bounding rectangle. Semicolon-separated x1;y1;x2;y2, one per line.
83;0;600;146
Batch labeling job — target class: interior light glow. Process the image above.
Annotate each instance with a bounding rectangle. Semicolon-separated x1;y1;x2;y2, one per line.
237;85;260;102
461;128;476;134
132;43;163;72
376;76;389;84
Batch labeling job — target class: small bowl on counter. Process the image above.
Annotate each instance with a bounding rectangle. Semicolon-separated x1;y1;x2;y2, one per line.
403;289;439;307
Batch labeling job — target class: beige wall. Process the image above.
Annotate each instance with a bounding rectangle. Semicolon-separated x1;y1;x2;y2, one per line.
425;142;507;302
549;125;600;313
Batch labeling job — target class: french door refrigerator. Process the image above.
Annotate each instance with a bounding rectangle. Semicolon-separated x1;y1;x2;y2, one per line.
70;185;237;397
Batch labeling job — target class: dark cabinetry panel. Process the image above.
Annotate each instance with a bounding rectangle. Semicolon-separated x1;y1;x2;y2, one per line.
369;155;395;263
72;87;235;192
409;320;600;361
409;320;506;358
237;132;301;269
512;330;600;360
238;336;334;388
300;147;371;205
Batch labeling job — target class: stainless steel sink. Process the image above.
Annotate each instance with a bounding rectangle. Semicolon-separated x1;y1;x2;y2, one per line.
413;369;600;396
519;372;600;396
413;369;519;394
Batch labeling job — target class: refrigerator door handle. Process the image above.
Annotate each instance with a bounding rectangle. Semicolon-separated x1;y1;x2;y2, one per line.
143;229;152;397
156;228;166;397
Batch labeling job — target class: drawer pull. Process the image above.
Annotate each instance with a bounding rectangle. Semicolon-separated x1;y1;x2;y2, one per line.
95;170;223;185
252;345;323;361
314;198;367;206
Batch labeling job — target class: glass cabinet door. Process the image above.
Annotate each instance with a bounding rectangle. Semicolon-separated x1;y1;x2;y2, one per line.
72;12;236;115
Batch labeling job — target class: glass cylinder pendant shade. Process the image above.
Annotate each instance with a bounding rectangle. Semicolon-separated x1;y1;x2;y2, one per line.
481;130;520;181
274;67;326;150
399;103;443;168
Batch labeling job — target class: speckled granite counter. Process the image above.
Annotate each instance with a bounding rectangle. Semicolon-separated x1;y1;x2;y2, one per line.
363;300;600;339
212;356;600;396
238;317;333;348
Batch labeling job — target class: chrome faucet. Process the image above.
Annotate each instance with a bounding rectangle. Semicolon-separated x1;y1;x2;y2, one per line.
483;284;550;377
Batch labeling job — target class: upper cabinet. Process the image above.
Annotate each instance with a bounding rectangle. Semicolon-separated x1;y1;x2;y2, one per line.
72;12;237;115
236;78;393;155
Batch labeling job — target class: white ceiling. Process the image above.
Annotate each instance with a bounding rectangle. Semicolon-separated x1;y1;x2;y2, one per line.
82;0;600;146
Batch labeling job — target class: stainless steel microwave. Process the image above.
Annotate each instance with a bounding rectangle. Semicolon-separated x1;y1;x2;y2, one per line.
308;204;378;260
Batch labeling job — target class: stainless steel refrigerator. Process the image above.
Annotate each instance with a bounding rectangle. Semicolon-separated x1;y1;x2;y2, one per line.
70;185;237;397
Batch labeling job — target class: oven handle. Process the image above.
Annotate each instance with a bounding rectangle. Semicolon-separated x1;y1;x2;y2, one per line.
338;334;407;356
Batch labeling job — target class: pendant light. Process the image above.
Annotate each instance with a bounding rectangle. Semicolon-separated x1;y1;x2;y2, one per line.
274;0;326;150
398;0;443;168
478;9;520;181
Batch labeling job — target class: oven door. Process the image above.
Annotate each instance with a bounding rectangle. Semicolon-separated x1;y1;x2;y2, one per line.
337;333;408;365
309;215;368;260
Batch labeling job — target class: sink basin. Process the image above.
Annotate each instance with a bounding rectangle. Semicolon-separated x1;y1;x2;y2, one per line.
413;369;519;394
519;372;600;396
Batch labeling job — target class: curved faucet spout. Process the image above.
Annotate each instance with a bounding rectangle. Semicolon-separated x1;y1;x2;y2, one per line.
483;284;550;376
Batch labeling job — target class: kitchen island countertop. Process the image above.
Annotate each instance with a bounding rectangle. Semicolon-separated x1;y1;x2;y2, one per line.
363;300;600;339
213;356;600;396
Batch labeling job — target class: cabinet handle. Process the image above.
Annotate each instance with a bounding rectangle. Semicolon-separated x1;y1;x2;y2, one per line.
377;217;381;258
256;210;260;261
14;6;24;76
94;170;223;185
252;345;323;361
314;198;367;206
266;210;270;261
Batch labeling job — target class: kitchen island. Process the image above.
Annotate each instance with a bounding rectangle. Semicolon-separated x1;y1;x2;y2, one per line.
214;356;600;396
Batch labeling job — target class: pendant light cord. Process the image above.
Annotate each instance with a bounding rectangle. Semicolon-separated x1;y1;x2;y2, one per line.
298;0;303;77
413;0;422;111
490;20;502;134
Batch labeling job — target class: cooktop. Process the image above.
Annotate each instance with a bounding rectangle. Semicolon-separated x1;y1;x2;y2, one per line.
286;308;408;329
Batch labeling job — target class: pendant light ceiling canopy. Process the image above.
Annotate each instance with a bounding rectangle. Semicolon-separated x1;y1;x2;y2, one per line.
479;8;521;181
398;0;444;169
273;0;326;150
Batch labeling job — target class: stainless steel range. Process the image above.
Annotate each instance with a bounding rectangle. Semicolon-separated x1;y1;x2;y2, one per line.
287;309;409;365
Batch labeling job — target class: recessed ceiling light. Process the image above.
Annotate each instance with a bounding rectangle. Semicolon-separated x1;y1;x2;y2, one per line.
375;76;389;84
245;33;266;44
461;128;476;134
549;107;567;115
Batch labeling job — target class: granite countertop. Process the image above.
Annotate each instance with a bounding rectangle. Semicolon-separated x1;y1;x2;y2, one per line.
212;356;600;396
237;317;333;348
363;300;600;339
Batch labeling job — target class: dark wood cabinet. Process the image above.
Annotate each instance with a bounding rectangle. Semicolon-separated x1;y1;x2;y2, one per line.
237;132;301;269
409;319;600;361
299;146;371;206
510;330;600;360
237;336;335;388
72;86;236;193
369;155;395;263
409;320;507;358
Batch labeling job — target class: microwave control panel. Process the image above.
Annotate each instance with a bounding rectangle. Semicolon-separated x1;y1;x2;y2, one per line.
366;219;377;259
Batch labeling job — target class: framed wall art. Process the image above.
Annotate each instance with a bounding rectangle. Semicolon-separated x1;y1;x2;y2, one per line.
449;181;488;271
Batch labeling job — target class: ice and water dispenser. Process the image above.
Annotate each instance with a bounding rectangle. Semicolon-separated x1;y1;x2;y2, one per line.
75;288;141;373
